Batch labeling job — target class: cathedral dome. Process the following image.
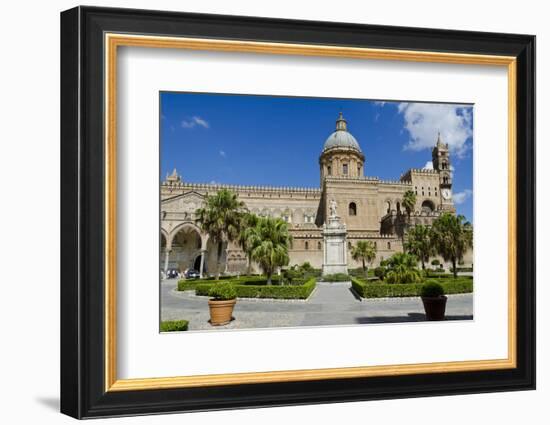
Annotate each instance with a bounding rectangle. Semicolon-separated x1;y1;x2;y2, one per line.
323;112;362;152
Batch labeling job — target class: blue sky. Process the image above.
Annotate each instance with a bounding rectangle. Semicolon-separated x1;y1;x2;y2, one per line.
160;92;473;222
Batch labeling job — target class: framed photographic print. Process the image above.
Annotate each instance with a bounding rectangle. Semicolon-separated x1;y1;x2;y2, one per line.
60;6;536;419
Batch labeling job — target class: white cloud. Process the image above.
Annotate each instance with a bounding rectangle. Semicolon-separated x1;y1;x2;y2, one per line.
423;161;433;170
181;116;210;129
453;189;472;205
397;103;473;157
219;150;226;158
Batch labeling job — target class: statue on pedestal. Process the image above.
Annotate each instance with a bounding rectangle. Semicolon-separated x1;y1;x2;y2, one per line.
329;199;338;218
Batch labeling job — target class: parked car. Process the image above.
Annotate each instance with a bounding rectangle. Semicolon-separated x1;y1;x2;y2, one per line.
184;269;201;279
166;268;180;279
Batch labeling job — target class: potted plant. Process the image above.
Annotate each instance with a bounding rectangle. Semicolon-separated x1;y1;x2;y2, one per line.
208;282;237;326
420;282;447;321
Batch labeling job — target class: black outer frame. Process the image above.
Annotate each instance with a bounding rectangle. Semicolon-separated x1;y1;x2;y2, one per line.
60;6;536;419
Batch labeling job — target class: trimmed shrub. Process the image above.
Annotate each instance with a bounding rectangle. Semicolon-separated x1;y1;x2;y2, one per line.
351;277;472;298
431;259;440;266
208;282;237;300
195;277;316;300
160;320;189;332
321;273;350;282
374;266;387;280
420;282;445;297
177;280;202;291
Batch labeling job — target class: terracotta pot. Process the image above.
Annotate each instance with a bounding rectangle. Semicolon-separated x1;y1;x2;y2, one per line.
208;299;236;326
421;295;447;321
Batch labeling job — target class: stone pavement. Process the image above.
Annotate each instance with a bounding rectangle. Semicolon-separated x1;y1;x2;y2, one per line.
160;279;473;331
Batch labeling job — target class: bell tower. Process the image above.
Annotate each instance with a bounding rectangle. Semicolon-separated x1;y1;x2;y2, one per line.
432;133;454;211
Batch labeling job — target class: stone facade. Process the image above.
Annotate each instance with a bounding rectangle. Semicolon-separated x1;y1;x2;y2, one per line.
160;113;472;275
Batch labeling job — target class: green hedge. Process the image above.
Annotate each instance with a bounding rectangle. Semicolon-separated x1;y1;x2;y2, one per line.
321;273;350;282
195;277;316;300
160;320;189;332
351;277;473;298
178;275;284;291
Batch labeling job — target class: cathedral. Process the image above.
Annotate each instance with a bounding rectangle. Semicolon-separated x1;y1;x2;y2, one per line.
160;112;466;276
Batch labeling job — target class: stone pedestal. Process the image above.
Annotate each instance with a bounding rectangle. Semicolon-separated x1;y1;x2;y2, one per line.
322;215;348;276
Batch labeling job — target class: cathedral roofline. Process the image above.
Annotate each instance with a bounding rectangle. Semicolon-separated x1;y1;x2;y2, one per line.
323;175;412;186
162;180;322;194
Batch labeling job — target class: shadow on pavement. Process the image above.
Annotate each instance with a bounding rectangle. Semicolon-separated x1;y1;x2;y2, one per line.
355;313;473;324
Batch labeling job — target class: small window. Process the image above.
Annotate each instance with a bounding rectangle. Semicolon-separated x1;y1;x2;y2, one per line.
374;241;377;249
387;242;391;250
348;241;352;249
317;241;322;250
343;164;348;175
357;166;361;176
327;165;332;176
305;241;309;250
349;202;357;216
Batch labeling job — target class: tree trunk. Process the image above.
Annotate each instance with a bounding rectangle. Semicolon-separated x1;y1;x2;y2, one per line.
452;257;457;278
215;241;222;281
421;258;425;270
246;254;252;276
266;271;272;285
362;259;366;272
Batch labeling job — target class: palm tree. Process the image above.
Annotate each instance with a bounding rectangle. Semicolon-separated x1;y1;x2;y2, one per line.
385;252;422;284
404;225;434;270
351;240;377;274
402;190;417;222
248;217;292;285
236;212;260;276
430;213;473;278
195;189;245;280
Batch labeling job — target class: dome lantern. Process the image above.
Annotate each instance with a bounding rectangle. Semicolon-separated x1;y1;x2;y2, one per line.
322;112;362;153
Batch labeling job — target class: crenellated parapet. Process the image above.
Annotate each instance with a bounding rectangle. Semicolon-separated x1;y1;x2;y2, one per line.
324;175;412;187
400;168;439;182
161;180;321;197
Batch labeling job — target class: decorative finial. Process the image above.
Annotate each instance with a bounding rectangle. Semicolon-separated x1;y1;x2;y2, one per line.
335;112;347;131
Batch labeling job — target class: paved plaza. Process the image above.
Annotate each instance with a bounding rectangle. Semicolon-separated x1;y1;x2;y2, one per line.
161;279;474;331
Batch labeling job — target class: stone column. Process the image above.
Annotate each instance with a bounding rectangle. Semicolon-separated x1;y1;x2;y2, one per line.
163;249;171;274
199;233;209;278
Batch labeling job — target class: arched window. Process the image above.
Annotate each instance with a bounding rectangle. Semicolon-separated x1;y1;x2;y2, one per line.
342;163;348;175
386;201;391;214
374;241;377;249
396;202;401;213
317;241;322;250
305;241;309;250
387;242;391;250
348;241;352;249
327;165;332;176
349;202;357;216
